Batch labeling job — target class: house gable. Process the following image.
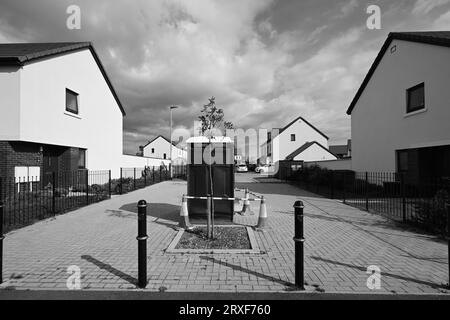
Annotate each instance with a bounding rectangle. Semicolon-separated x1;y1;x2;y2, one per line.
349;32;450;173
143;135;186;159
347;31;450;115
0;42;125;116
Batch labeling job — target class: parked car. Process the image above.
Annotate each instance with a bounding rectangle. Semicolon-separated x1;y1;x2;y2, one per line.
255;164;273;174
236;164;248;173
247;164;257;172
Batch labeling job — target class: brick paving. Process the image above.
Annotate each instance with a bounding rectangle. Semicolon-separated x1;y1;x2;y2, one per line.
1;177;449;295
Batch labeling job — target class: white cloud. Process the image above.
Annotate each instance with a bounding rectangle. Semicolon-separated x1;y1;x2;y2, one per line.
339;0;359;18
432;10;450;29
412;0;450;15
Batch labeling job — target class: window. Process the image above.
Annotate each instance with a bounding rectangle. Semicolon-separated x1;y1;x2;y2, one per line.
163;153;167;159
407;83;425;113
152;148;155;154
291;134;296;142
397;150;409;173
66;89;79;114
78;149;86;169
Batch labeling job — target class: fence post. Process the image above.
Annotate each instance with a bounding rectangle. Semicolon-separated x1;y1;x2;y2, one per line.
133;168;136;191
152;167;155;184
447;202;450;289
365;172;369;212
0;199;4;284
137;200;148;289
342;171;346;204
401;173;406;223
160;166;162;182
120;168;123;195
330;171;334;200
293;200;305;290
85;170;89;206
144;167;147;187
52;172;56;215
108;170;112;199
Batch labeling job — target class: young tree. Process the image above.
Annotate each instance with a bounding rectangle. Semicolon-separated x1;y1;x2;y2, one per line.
198;97;233;239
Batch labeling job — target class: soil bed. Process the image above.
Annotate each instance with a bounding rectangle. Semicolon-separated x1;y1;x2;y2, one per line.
175;226;251;250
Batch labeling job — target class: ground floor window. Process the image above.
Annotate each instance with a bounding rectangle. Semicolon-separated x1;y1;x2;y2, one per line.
78;149;86;169
397;150;409;173
397;145;450;183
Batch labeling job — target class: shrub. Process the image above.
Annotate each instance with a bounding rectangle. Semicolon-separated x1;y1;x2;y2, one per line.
414;189;449;234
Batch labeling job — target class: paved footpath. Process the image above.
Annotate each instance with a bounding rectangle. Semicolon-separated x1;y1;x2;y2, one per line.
1;178;449;295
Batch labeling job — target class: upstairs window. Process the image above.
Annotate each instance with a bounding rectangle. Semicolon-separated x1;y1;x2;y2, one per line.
163;153;167;159
66;89;79;115
151;148;155;154
407;83;425;113
291;134;296;142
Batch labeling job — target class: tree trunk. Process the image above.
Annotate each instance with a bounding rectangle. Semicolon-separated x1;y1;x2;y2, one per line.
208;141;215;239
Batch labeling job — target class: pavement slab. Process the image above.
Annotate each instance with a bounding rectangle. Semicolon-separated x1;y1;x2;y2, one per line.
1;175;449;296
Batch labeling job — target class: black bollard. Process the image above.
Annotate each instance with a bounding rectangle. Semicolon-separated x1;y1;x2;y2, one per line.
293;201;305;290
137;200;148;288
0;201;3;284
447;203;450;289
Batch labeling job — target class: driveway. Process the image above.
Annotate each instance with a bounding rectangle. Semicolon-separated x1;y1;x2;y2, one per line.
1;179;449;295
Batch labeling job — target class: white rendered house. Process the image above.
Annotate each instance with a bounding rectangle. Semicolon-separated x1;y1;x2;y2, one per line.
260;116;335;165
142;135;187;164
0;42;126;178
347;32;450;183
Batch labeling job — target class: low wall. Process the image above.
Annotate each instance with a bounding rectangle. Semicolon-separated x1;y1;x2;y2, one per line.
116;155;171;179
121;154;170;168
304;159;352;171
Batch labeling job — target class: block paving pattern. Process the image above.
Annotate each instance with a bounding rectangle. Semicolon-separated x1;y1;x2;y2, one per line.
1;179;449;295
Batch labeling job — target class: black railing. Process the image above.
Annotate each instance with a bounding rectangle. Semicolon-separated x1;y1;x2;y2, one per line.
0;165;188;232
287;166;450;235
0;170;111;233
115;165;187;195
172;164;187;180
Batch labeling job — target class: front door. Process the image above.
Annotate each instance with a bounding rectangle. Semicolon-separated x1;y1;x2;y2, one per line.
43;146;62;185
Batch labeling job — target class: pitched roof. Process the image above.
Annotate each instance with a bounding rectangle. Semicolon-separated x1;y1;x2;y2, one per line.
143;135;184;149
0;42;125;116
285;141;336;161
346;31;450;115
280;116;329;140
329;145;348;155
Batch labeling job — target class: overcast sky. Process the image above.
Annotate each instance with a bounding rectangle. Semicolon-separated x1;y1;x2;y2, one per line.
1;0;449;154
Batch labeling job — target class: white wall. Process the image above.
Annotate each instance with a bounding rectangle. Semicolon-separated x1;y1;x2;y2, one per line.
143;137;187;161
293;143;337;162
352;40;450;173
272;119;329;163
0;66;21;140
17;49;124;177
305;159;352;170
121;154;170;168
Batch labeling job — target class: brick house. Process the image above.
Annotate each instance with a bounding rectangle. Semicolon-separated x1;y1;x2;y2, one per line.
0;42;126;181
